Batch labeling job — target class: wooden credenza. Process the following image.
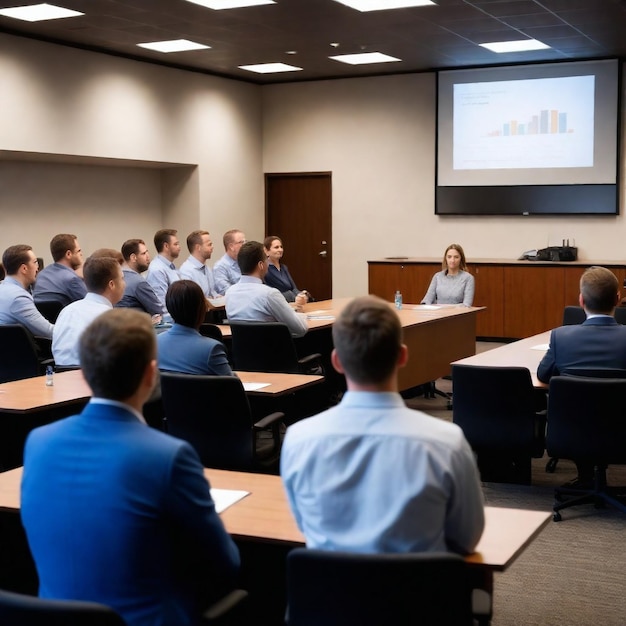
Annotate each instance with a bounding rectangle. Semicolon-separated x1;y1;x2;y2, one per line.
368;258;626;339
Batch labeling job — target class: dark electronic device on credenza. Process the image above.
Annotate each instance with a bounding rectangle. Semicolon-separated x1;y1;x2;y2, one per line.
521;241;578;262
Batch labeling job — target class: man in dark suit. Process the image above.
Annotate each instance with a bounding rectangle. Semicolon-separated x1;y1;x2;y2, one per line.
537;265;626;486
21;308;240;626
537;266;626;382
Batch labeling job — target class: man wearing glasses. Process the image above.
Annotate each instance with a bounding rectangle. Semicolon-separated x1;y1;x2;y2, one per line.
213;229;246;295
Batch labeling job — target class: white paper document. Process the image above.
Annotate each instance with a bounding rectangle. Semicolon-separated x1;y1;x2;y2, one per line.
242;382;271;391
532;344;550;351
210;488;249;513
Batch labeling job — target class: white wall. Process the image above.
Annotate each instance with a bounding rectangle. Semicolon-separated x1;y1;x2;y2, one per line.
0;33;263;263
263;73;626;297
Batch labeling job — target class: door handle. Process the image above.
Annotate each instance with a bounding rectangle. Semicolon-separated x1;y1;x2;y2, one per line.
318;250;327;258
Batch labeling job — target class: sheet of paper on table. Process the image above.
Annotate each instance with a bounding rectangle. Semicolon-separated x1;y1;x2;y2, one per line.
242;382;271;391
210;488;249;513
532;344;550;351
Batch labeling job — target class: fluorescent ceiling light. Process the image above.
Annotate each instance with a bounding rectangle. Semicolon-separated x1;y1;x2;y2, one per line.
330;52;401;65
184;0;275;9
0;3;83;21
333;0;435;11
239;62;302;74
480;39;550;53
137;39;210;53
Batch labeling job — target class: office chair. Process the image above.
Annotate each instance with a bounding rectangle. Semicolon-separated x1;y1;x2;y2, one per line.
199;323;224;341
0;588;125;626
230;322;322;375
562;306;586;325
0;325;48;383
546;376;626;521
545;367;626;473
614;306;626;324
452;364;545;484
34;300;64;324
285;549;473;626
160;372;284;473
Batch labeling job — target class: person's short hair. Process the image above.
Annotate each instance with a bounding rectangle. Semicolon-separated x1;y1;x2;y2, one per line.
264;235;281;250
441;243;468;272
223;229;242;250
154;229;177;253
580;266;619;314
332;295;402;384
187;230;209;253
237;241;265;275
2;244;33;275
121;239;145;262
165;280;207;329
90;248;124;265
0;263;5;282
83;256;121;294
50;234;78;263
80;308;155;401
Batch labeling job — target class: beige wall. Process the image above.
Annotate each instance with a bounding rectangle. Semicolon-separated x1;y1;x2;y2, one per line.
263;73;626;297
2;33;624;296
0;33;263;263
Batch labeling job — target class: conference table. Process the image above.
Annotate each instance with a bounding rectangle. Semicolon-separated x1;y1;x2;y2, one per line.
452;331;550;387
219;298;483;392
0;369;323;472
0;466;550;625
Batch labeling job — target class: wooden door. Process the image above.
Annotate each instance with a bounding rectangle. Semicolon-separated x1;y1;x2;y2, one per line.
265;173;332;300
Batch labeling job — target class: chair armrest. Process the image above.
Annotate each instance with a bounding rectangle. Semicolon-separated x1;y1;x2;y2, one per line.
254;412;285;430
201;589;249;624
297;352;323;375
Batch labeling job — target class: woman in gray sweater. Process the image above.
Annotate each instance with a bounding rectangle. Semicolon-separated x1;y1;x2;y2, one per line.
421;243;474;306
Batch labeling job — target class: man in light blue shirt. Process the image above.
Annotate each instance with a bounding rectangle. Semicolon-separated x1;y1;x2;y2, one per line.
213;229;245;295
146;229;181;310
281;295;484;555
0;244;54;339
179;230;219;298
52;256;126;366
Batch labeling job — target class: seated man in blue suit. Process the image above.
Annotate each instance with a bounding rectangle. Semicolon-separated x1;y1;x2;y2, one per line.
537;265;626;487
537;266;626;382
21;308;240;626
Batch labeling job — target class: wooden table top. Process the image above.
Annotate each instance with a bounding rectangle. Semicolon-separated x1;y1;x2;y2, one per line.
218;297;483;337
452;331;550;388
0;370;324;413
0;467;550;572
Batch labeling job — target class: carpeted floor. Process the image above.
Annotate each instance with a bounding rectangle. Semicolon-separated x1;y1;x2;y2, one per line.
405;343;626;626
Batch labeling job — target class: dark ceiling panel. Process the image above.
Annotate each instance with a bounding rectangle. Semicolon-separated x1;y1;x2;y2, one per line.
0;0;624;83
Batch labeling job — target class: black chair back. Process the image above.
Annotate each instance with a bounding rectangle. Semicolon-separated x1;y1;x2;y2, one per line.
160;372;256;470
563;305;626;326
286;549;472;626
547;376;626;464
561;367;626;378
0;325;41;383
199;323;224;341
0;588;125;626
230;322;300;373
35;300;64;324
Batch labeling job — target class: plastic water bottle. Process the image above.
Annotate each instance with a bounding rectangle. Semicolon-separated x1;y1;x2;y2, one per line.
45;365;54;387
394;290;403;310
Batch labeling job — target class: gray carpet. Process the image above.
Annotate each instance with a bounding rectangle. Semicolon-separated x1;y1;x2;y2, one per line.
405;346;626;626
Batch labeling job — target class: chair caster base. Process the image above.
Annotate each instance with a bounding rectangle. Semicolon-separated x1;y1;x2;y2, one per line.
552;511;562;522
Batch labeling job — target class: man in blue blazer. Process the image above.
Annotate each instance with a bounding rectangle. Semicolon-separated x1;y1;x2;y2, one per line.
537;266;626;383
21;309;240;626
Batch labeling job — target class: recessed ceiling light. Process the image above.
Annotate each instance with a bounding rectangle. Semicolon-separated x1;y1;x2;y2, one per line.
184;0;275;9
0;3;83;22
333;0;435;11
239;62;303;74
137;39;211;53
330;52;401;65
480;39;550;53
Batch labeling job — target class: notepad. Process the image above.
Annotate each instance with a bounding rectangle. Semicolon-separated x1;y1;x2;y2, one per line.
210;488;249;513
242;382;271;391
